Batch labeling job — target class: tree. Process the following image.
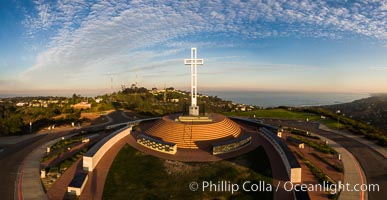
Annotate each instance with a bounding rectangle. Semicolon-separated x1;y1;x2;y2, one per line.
1;114;23;135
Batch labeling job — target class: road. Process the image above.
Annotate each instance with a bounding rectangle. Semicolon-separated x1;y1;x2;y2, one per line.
0;110;131;200
0;129;73;200
262;119;387;200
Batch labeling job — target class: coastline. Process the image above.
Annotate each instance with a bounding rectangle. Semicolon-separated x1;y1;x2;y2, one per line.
202;91;370;108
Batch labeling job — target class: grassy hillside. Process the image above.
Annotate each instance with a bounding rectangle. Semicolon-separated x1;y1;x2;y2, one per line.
322;94;387;131
223;108;320;120
224;107;387;147
103;145;273;200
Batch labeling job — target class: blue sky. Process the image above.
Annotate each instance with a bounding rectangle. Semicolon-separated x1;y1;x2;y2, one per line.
0;0;386;96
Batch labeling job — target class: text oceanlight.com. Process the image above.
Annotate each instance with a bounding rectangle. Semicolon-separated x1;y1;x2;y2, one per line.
188;181;380;194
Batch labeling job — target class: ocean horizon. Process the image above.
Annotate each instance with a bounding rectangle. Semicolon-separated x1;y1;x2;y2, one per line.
1;90;370;108
202;91;370;108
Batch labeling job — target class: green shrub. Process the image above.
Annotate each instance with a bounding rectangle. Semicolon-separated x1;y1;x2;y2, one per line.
310;153;343;172
377;136;387;146
288;129;320;139
295;151;335;185
290;136;337;154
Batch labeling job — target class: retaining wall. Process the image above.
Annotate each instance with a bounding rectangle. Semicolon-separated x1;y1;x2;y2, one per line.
83;126;132;172
260;127;301;183
229;117;301;183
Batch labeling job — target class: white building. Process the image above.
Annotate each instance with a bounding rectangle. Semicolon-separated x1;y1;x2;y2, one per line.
16;102;27;107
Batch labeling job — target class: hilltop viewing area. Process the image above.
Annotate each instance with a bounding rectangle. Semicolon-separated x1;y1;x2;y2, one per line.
3;47;385;200
2;1;387;200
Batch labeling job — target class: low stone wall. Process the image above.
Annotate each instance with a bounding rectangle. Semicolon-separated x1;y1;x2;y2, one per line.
67;173;88;196
105;117;161;130
178;115;213;122
287;136;305;149
229;117;283;134
260;127;301;183
137;134;177;154
83;118;161;172
228;117;301;182
212;135;252;155
83;126;132;172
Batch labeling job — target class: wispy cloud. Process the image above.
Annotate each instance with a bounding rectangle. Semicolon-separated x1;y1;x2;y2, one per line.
16;0;387;90
214;62;326;72
369;66;387;71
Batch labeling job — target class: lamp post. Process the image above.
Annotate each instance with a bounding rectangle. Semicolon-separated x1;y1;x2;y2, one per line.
29;121;32;134
336;110;340;129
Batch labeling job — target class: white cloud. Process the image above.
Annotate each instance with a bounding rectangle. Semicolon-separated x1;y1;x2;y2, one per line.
17;0;387;90
369;66;387;71
215;62;326;72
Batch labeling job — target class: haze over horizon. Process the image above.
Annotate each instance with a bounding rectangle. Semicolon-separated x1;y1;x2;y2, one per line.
1;0;386;96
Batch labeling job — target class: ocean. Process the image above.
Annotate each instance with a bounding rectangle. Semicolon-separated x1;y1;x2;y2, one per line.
1;90;369;108
202;91;369;108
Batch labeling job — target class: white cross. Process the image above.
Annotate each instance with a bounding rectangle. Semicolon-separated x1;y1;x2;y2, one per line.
184;48;204;116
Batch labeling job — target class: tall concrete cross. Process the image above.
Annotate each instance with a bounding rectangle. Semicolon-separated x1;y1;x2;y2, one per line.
184;48;204;116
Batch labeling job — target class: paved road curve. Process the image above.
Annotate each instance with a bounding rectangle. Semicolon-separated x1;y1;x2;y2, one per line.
263;119;387;200
0;110;128;200
0;129;73;200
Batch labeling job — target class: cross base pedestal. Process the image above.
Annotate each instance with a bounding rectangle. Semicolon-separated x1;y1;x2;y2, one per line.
189;106;199;116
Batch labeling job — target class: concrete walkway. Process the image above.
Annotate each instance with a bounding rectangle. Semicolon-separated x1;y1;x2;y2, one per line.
7;111;113;200
314;132;367;200
18;132;80;200
257;134;294;200
80;135;130;200
18;115;114;200
261;119;386;200
19;138;61;200
319;124;387;159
